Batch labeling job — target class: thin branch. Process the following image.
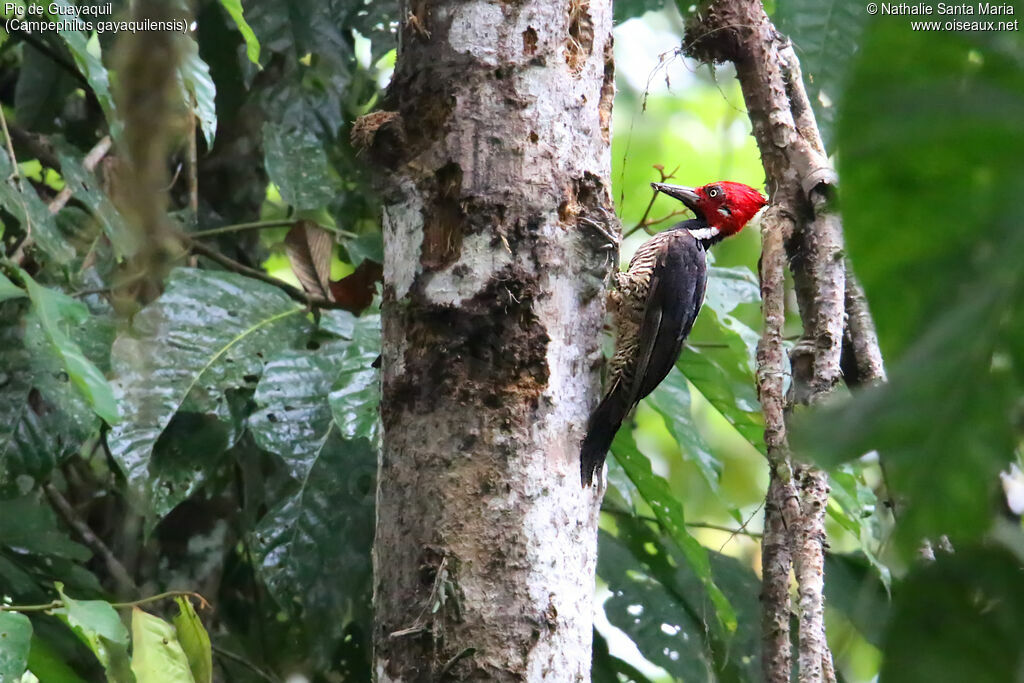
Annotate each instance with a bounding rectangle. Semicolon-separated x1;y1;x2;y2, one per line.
1;590;208;613
43;483;138;597
623;165;686;238
212;645;280;683
189;219;356;239
187;105;199;214
184;236;349;310
1;106;24;189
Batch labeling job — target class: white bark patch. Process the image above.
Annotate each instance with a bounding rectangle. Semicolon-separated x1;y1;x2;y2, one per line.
449;3;505;66
383;188;424;301
422;232;512;306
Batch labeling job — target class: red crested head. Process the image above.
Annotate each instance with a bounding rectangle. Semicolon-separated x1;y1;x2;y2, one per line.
651;181;768;239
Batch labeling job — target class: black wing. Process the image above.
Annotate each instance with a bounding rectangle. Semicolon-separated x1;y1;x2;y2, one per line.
627;231;707;405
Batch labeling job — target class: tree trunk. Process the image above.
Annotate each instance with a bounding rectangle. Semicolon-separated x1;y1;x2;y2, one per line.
362;0;615;679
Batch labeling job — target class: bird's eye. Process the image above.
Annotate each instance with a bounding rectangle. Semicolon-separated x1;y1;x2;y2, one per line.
707;188;719;198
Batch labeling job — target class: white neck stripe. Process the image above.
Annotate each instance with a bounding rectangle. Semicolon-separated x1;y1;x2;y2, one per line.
687;227;721;241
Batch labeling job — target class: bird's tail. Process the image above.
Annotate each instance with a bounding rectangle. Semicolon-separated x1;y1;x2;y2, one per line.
580;386;631;487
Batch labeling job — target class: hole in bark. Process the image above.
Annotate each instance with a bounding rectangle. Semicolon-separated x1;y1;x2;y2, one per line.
529;130;539;143
522;26;538;56
421;162;466;270
564;0;593;73
599;38;615;143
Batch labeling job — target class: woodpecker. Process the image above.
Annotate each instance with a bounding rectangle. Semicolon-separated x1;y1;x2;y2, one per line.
580;181;768;486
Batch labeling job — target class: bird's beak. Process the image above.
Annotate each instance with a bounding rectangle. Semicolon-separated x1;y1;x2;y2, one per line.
650;183;700;212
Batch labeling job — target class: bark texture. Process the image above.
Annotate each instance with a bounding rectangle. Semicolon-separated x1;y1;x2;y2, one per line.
359;1;615;679
685;1;885;681
756;209;800;683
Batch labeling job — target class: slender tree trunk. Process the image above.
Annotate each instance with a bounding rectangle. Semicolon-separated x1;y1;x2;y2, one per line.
357;1;615;679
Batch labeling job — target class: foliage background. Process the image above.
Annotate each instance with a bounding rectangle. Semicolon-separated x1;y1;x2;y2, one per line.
0;0;1021;681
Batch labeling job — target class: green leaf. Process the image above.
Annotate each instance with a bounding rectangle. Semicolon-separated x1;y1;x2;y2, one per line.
824;553;890;648
218;0;261;65
46;0;118;130
263;122;338;211
0;302;99;482
25;633;89;683
53;583;131;678
249;343;342;478
107;268;310;522
602;512;763;682
0;150;73;263
171;598;211;683
0;496;90;560
19;271;118;425
55;148;137;258
130;609;194;683
14;45;75;132
0;612;33;682
180;38;218;148
614;0;664;22
591;630;653;683
795;17;1024;555
647;369;726;505
328;314;380;443
775;0;869;149
678;307;764;454
881;546;1024;682
610;430;736;636
251;433;376;659
0;274;24;303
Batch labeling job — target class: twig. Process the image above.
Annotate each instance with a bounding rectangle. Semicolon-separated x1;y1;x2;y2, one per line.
623;165;686;238
184;236;349;310
190;219;356;239
212;645;280;683
1;590;209;613
47;136;113;215
43;483;138;596
187;104;199;214
1;106;22;187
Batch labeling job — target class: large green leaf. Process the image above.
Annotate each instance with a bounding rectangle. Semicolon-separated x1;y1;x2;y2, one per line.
598;520;762;683
263;122;338;211
0;301;100;483
107;269;310;521
880;546;1024;682
46;0;118;129
598;530;715;681
217;0;261;64
55;147;137;258
591;630;653;683
824;552;890;649
679;309;764;454
610;430;736;635
172;598;212;683
130;609;193;683
794;11;1024;554
20;270;118;425
251;434;376;659
14;44;76;132
647;369;726;503
0;496;90;560
775;0;869;149
180;38;218;148
53;583;131;679
0;612;32;682
250;312;378;656
0;150;73;263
